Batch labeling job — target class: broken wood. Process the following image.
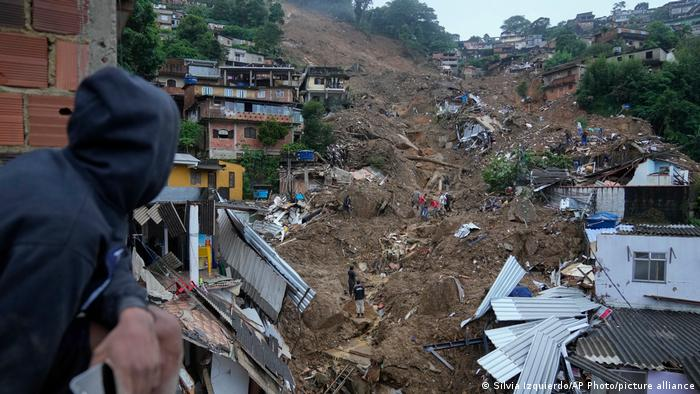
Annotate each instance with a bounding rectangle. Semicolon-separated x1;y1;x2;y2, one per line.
406;156;466;171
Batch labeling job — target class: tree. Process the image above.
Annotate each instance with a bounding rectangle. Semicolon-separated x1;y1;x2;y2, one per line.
544;51;574;69
613;1;627;12
166;14;223;61
467;35;481;42
529;17;550;35
238;147;280;197
501;15;531;35
118;0;164;79
353;0;372;24
645;21;679;50
257;120;290;146
516;81;529;99
179;121;203;153
582;43;614;58
254;22;283;55
300;101;335;154
269;2;285;24
634;2;649;10
553;27;586;57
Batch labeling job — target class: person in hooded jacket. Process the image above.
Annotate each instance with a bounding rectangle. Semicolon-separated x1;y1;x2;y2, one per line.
0;67;183;394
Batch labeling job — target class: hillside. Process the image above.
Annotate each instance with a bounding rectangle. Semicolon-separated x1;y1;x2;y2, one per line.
273;2;694;393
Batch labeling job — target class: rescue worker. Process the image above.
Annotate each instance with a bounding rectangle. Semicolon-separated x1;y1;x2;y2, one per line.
353;281;366;318
347;265;357;295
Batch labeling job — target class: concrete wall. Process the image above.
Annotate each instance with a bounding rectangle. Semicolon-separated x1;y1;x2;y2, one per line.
596;234;700;313
167;162;245;201
0;0;116;154
628;159;689;186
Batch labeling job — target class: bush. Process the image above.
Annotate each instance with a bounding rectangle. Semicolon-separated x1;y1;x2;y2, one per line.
257;120;289;146
516;81;528;99
281;142;307;154
366;154;386;170
483;156;517;192
179;120;203;153
238;147;280;198
300;101;335;154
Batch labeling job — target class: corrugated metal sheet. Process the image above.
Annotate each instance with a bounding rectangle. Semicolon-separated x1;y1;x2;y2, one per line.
567;355;634;385
478;317;571;383
217;212;286;320
620;224;700;237
537;286;586;298
133;207;150;226
513;331;561;394
55;40;88;91
174;153;199;166
0;0;24;28
485;318;587;349
159;202;186;237
0;93;23;146
576;308;700;370
147;204;162;224
33;0;84;34
461;256;525;327
220;206;315;313
151;186;204;203
491;297;589;321
681;355;700;390
200;199;215;235
0;33;47;88
27;95;73;147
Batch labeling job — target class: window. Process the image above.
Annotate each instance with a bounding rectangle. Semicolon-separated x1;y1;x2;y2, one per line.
645;51;653;59
276;89;285;98
633;252;666;282
214;129;232;139
314;77;324;85
244;127;257;139
207;172;216;188
229;172;236;188
202;86;214;95
159;15;169;22
257;89;266;98
236;89;246;98
617;56;623;62
190;170;201;186
166;79;176;87
224;88;233;97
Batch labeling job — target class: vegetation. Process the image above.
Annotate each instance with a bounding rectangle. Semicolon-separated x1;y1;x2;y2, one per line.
501;15;531;35
257;120;290;146
179;120;203;153
238;147;280;198
577;37;700;160
516;81;529;99
366;154;386;170
544;51;574;69
118;0;164;79
483;156;518;192
163;14;223;60
300;101;335;154
289;0;354;21
281;142;308;154
483;150;572;192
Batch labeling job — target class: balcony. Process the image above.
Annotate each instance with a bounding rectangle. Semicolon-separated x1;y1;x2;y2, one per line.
202;105;303;124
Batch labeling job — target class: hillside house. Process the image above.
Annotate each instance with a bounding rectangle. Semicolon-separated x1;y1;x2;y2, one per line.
226;49;268;66
216;34;254;49
154;5;174;30
541;62;586;100
184;65;303;159
594;224;700;313
607;47;677;68
300;66;349;104
160;153;245;201
595;28;650;49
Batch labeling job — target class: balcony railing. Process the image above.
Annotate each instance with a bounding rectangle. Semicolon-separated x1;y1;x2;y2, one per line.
203;105;303;124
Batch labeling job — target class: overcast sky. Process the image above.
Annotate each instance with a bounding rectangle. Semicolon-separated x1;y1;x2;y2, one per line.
372;0;669;38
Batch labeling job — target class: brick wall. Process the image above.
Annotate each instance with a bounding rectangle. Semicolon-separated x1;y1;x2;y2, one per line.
0;0;94;156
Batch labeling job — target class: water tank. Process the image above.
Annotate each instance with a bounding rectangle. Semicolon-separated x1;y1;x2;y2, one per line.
184;75;198;86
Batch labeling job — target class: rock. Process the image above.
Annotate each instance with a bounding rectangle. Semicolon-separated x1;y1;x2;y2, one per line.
502;242;514;252
507;198;537;224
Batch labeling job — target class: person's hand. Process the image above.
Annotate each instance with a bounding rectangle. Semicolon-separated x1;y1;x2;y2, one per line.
91;307;161;394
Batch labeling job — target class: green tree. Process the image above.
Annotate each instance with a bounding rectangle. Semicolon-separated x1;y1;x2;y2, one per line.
257;120;290;146
300;101;335;154
553;27;586;57
582;43;614;58
516;81;529;98
501;15;531;35
544;51;574;69
529;17;550;35
353;0;372;24
238;147;280;197
254;22;284;55
165;14;223;60
645;21;679;50
179;120;203;153
483;156;517;192
269;2;285;24
118;0;164;79
222;25;257;41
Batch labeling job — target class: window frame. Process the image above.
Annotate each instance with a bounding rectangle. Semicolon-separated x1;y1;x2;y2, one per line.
189;169;202;186
229;172;236;188
632;251;667;283
244;127;257;139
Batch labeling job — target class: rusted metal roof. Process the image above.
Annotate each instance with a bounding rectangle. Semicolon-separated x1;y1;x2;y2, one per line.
575;308;700;370
0;33;48;88
0;93;23;145
0;0;24;27
33;0;84;34
55;40;88;91
27;95;73;147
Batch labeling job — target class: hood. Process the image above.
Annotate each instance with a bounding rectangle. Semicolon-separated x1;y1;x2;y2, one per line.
65;67;180;213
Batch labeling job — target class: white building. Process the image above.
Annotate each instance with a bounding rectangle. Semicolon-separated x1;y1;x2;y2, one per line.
227;49;266;66
595;224;700;313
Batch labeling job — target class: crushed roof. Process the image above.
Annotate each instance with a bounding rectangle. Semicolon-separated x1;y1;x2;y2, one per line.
575;308;700;370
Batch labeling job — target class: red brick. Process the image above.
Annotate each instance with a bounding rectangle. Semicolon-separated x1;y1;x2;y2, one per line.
0;0;25;28
28;95;74;147
0;93;24;146
55;40;89;91
0;33;48;88
33;0;87;34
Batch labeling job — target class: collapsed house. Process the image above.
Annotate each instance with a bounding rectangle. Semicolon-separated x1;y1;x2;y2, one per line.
131;194;315;393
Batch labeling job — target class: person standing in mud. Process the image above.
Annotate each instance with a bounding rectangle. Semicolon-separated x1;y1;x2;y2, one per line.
347;265;357;295
353;280;366;318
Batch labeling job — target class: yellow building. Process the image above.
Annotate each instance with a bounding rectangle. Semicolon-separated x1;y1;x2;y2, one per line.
167;153;245;201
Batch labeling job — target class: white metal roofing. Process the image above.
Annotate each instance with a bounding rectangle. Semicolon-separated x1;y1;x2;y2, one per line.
485;318;588;349
514;330;561;394
461;256;526;327
478;317;572;383
491;297;591;321
174;153;200;167
537;286;586;298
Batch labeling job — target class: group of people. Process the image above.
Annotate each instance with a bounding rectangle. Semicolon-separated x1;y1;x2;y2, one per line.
412;191;452;220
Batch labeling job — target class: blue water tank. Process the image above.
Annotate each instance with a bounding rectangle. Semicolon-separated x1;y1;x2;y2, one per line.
184;76;198;86
296;150;315;161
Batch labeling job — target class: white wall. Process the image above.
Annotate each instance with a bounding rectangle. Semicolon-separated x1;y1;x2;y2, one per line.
596;234;700;313
551;186;625;218
628;159;689;186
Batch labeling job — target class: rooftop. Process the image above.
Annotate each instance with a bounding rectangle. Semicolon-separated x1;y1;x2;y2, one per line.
619;224;700;237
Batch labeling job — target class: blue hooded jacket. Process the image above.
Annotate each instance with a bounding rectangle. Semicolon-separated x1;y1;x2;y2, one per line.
0;67;180;392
